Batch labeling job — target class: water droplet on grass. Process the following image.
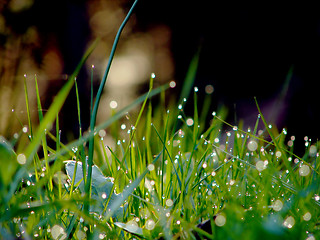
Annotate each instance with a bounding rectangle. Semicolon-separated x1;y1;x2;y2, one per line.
272;200;283;211
22;126;28;133
186;118;194;126
299;165;310;176
121;124;126;130
283;216;295;228
17;154;26;165
275;151;282;158
215;214;226;227
205;84;214;94
194;86;198;92
99;129;106;138
125;220;139;233
303;212;312;221
166;199;173;207
256;161;266;172
169;80;176;88
145;219;155;230
309;145;317;157
151;73;156;78
147;164;155;171
247;140;258;151
110;100;118;109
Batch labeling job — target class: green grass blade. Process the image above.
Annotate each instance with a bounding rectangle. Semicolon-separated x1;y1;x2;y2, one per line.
86;0;139;203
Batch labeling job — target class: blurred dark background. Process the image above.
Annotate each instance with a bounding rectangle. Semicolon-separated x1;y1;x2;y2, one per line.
1;0;319;154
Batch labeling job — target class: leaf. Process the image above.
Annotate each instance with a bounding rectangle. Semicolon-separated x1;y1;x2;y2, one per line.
64;160;125;218
0;136;17;187
114;222;144;237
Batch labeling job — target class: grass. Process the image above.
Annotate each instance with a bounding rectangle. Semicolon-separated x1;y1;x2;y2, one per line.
0;1;320;239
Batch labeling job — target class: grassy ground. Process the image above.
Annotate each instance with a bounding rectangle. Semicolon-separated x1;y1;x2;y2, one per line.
0;1;319;239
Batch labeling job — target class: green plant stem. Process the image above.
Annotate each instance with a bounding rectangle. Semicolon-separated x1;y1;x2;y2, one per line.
86;0;139;208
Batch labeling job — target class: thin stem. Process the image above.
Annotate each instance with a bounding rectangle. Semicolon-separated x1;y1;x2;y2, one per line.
85;0;139;203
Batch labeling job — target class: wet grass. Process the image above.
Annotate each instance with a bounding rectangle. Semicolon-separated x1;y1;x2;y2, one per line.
1;1;320;239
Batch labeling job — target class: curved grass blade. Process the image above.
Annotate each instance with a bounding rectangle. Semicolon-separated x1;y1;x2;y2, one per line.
87;0;139;203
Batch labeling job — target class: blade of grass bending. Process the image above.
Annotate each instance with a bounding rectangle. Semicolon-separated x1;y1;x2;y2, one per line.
178;49;200;106
105;151;162;219
24;38;98;163
35;74;53;190
48;84;169;165
254;97;300;187
5;39;98;205
23;75;33;139
152;123;182;189
87;0;139;200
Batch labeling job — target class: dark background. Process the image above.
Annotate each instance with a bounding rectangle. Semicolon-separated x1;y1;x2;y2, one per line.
134;1;320;154
2;0;320;154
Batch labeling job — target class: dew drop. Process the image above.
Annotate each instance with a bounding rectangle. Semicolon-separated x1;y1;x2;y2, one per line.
17;154;27;165
275;151;282;158
22;126;28;133
186;118;194;126
309;145;317;157
299;165;310;176
215;214;226;227
194;86;198;92
147;164;155;171
166;199;173;207
247;140;258;151
272;199;283;212
99;129;106;138
178;104;183;110
303;212;312;221
169;80;176;88
121;124;126;130
151;73;156;79
125;220;138;233
109;100;118;109
255;161;266;172
283;216;295;229
205;84;214;94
